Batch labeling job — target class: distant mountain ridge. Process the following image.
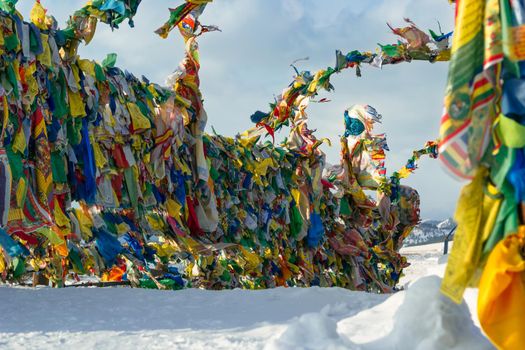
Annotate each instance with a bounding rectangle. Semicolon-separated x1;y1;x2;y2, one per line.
403;218;456;247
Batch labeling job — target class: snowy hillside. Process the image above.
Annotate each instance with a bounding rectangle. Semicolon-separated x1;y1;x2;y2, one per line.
0;243;492;350
404;218;456;247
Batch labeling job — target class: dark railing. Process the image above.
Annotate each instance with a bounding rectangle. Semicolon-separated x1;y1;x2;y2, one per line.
443;225;457;255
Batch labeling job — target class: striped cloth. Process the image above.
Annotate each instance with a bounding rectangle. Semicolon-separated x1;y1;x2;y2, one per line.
0;95;10;227
0;149;11;227
439;0;502;180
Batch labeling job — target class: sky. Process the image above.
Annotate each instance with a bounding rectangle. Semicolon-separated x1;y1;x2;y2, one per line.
16;0;462;220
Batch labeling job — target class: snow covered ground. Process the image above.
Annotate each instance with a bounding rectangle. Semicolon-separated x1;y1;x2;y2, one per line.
0;242;493;350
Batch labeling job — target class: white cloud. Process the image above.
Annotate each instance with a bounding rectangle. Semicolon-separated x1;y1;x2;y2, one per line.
282;0;305;21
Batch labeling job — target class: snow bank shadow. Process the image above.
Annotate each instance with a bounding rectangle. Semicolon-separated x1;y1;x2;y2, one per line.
265;312;355;350
268;277;494;350
352;276;494;350
0;286;386;333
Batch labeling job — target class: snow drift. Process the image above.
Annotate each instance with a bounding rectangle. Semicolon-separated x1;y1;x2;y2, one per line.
0;243;493;349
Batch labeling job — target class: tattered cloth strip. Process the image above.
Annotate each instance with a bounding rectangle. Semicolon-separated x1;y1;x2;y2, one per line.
155;0;214;39
241;18;451;144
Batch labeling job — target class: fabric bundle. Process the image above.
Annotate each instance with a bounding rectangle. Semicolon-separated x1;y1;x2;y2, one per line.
439;0;525;348
0;0;436;293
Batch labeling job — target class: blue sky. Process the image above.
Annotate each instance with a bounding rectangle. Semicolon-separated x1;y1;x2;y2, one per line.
17;0;461;220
